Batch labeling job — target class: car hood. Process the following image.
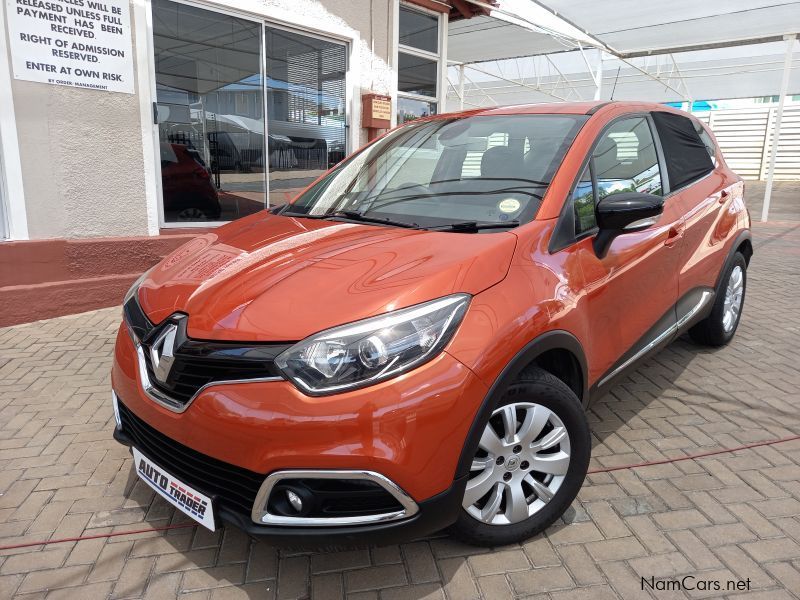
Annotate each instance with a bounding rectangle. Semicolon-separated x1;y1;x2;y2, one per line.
138;213;517;341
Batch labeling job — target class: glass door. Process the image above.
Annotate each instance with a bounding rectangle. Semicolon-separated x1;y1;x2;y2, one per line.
152;0;266;224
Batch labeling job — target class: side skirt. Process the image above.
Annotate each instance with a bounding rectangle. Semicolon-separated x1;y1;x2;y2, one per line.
589;287;715;403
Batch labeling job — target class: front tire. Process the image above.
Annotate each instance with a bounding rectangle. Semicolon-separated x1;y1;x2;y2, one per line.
689;252;747;347
449;367;590;547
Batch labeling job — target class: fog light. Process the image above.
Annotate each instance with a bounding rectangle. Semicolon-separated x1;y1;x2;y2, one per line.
111;392;122;428
286;489;303;512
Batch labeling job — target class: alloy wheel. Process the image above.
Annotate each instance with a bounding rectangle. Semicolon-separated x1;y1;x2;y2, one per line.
722;265;744;332
463;402;571;525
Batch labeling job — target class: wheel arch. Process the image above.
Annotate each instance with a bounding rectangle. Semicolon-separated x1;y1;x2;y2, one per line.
454;330;588;480
736;236;753;267
715;229;752;290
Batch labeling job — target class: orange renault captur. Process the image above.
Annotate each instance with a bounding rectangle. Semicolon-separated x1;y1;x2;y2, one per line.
112;101;751;546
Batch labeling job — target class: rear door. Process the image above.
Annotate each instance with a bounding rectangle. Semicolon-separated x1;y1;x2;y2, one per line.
650;111;732;306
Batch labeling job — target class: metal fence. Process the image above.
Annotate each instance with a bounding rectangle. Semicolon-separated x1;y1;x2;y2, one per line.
695;105;800;180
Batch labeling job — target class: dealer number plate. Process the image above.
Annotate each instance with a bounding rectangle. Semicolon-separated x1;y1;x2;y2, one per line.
133;447;216;531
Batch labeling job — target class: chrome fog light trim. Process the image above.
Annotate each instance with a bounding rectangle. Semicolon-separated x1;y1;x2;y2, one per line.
251;470;419;527
111;391;122;428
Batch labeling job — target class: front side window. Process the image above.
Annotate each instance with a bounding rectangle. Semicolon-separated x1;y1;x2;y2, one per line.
572;165;595;235
560;116;662;245
280;114;586;230
593;117;663;198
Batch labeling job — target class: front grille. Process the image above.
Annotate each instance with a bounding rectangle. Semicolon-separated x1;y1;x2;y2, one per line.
124;297;293;407
141;335;288;405
118;400;264;516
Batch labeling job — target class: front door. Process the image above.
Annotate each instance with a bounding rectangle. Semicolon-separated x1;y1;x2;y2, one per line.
567;115;683;386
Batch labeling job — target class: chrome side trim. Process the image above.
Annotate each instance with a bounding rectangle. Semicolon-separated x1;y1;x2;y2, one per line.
251;470;420;527
134;343;282;414
677;289;715;329
597;289;714;388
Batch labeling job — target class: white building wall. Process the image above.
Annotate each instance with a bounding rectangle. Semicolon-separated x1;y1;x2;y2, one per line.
1;0;396;239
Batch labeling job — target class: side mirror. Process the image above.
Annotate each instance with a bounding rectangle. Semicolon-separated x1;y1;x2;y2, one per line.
593;192;664;258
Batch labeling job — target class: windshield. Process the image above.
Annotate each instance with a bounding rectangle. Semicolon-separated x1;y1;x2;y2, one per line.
278;114;587;230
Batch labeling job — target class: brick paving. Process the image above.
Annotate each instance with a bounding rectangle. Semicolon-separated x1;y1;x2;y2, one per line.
2;209;800;598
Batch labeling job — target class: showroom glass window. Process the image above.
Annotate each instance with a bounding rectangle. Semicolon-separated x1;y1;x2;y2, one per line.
264;27;347;208
152;0;266;223
397;5;442;124
151;1;348;223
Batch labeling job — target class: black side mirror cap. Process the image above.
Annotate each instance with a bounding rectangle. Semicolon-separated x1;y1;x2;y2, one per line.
593;192;664;258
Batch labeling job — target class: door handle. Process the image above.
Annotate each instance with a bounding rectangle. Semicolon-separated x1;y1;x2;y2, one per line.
665;225;683;246
718;189;730;204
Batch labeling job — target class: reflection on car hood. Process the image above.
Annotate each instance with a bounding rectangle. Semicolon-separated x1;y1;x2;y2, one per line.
138;212;518;341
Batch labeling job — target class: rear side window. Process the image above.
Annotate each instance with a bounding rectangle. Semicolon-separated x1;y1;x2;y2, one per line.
697;127;718;166
651;111;714;190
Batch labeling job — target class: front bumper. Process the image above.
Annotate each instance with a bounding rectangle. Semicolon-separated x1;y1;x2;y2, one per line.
111;322;487;543
115;420;466;546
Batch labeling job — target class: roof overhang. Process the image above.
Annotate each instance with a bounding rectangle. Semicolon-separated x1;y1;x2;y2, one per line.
447;0;800;64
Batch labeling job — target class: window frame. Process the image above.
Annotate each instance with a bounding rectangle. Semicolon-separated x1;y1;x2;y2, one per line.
396;2;445;124
549;112;671;253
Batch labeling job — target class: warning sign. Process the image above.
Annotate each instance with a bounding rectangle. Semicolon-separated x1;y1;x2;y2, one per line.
6;0;134;94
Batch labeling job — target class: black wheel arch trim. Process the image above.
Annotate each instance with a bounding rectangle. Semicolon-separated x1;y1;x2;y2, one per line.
454;330;588;480
717;229;752;290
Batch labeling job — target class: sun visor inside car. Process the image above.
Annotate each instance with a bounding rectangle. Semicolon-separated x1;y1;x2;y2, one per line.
651;111;714;190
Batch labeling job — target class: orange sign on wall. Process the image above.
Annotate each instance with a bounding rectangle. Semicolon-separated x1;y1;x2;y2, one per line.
362;94;392;130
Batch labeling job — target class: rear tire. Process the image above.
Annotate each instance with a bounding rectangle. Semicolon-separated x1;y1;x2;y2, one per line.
689;252;747;347
449;367;590;547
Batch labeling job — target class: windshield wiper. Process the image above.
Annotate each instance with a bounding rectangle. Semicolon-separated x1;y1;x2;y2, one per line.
279;211;328;219
331;210;420;229
426;220;521;232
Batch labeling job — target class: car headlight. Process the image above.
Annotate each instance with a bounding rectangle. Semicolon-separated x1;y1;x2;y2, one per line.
276;294;471;394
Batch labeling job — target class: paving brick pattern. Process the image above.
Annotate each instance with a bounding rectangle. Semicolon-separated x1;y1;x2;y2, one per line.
2;217;800;599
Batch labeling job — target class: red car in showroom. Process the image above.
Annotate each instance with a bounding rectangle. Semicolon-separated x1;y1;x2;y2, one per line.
112;101;751;546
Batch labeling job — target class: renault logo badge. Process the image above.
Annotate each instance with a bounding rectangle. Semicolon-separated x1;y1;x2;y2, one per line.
150;323;179;383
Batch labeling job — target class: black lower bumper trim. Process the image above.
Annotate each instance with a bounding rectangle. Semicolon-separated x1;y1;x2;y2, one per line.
114;426;466;548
